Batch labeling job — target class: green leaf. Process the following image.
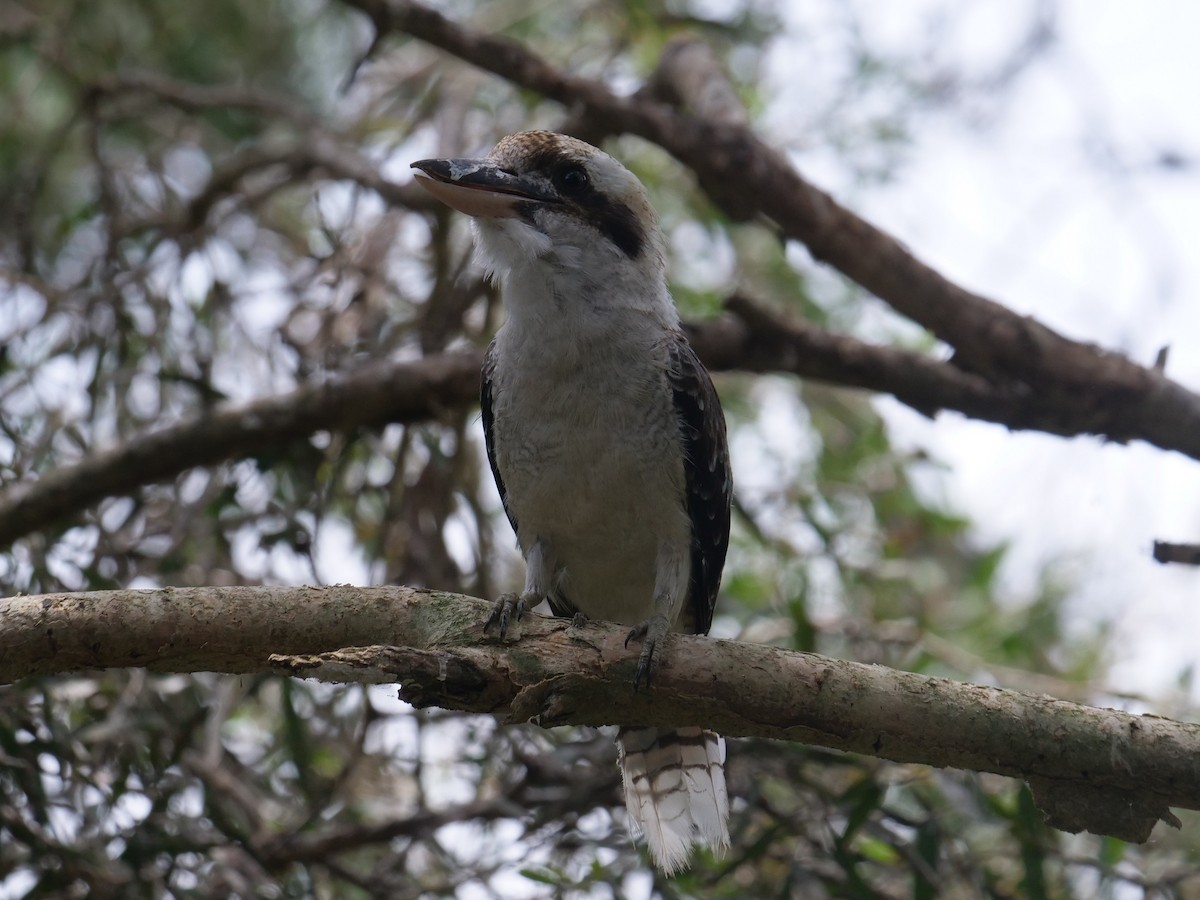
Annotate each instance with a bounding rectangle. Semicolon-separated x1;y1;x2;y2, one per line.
914;821;940;900
838;778;885;843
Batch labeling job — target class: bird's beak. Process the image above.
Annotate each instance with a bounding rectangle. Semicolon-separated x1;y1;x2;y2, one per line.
410;158;555;219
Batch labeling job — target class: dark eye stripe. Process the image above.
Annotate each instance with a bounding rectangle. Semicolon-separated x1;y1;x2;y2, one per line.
515;185;644;259
512;148;646;259
583;195;644;259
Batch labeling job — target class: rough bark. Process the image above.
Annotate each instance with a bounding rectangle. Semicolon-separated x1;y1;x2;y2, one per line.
2;585;1194;844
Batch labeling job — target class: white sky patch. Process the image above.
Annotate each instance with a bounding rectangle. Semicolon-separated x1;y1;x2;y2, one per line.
178;246;216;302
670;220;736;294
0;283;47;343
311;516;372;585
162;141;213;198
443;500;481;578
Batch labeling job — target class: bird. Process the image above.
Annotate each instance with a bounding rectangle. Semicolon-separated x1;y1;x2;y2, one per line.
411;131;732;875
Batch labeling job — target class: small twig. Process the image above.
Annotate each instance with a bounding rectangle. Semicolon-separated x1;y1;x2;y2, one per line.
1153;541;1200;566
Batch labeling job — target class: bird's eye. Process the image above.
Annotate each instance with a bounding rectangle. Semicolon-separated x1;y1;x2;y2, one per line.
556;165;590;194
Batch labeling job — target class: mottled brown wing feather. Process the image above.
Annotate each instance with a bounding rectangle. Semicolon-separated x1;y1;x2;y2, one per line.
667;332;732;636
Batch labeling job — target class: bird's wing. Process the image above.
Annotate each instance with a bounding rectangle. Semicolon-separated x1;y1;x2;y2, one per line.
666;332;731;636
481;340;517;536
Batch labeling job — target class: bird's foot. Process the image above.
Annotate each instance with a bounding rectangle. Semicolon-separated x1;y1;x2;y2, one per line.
570;612;590;629
484;591;541;638
624;612;670;691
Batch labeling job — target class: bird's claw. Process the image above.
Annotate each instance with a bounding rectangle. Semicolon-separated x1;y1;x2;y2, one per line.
624;613;670;691
484;592;525;638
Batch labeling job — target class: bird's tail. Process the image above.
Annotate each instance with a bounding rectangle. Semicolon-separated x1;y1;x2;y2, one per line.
616;726;729;874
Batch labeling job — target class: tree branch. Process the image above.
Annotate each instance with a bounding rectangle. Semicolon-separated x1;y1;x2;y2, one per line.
5;294;1200;549
1153;541;1200;566
3;585;1195;844
701;295;1188;440
0;352;480;548
344;0;1200;460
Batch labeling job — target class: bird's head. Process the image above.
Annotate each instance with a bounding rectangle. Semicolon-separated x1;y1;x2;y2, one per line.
411;132;667;302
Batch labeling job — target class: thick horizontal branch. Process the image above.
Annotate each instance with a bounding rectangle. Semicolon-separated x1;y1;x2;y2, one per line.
3;294;1195;548
699;296;1186;441
2;585;1196;844
345;0;1200;460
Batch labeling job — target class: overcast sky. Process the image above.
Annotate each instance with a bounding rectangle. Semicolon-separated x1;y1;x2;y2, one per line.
762;0;1200;700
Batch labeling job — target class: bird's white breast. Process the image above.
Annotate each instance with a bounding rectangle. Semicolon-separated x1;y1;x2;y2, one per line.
489;306;690;626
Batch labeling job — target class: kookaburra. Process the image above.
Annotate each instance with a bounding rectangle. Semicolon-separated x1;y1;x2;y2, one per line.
411;131;732;874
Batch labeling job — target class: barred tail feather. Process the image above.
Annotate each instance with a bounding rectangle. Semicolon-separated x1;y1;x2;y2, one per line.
617;726;729;874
